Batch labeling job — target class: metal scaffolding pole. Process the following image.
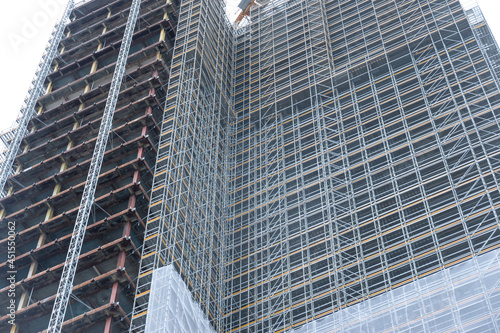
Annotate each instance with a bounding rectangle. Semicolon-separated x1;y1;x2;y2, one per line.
0;0;74;197
46;0;142;331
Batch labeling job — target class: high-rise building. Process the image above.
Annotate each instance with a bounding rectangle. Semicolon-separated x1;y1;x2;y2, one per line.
133;0;500;331
1;0;500;332
0;0;178;331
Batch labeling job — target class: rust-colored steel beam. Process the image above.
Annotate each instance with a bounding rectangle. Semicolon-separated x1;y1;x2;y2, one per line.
235;0;255;24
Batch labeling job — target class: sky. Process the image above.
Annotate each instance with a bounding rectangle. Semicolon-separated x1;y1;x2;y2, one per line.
0;0;499;134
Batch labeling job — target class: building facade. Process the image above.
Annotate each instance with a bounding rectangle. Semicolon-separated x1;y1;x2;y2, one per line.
1;0;500;332
225;0;500;331
0;0;178;331
133;0;500;332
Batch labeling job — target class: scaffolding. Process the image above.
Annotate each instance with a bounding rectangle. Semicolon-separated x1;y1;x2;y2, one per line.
3;0;500;332
0;0;178;331
128;0;500;331
290;247;500;332
130;0;234;330
225;0;500;331
145;265;215;332
462;0;500;83
47;0;142;331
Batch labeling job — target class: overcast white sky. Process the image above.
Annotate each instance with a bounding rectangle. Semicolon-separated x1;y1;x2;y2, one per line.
0;0;499;133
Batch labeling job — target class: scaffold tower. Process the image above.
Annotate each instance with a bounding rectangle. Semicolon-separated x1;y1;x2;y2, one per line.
2;0;500;332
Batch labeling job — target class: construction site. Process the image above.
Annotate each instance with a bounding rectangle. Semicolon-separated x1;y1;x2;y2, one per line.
226;0;500;330
1;0;500;332
0;0;178;331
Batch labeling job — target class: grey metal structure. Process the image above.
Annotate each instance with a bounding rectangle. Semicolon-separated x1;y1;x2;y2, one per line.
130;0;233;330
0;0;75;198
0;0;178;331
130;0;500;332
3;0;498;331
2;0;500;330
226;0;500;330
47;0;142;331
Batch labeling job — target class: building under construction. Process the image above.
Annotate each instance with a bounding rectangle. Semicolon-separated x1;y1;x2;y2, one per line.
1;0;500;332
0;0;178;331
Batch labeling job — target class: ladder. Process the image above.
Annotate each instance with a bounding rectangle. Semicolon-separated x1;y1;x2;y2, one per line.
47;0;142;331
